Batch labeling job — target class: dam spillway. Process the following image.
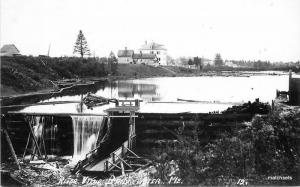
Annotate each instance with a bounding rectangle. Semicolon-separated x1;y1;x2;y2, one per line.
71;116;105;161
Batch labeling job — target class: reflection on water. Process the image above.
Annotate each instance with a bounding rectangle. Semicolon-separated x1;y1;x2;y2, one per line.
116;81;160;101
20;73;289;114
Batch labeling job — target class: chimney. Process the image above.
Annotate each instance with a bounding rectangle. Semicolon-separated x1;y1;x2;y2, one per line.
145;41;147;45
125;47;127;50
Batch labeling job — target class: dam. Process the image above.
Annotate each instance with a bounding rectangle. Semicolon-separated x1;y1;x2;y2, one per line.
1;97;266;176
1;72;298;177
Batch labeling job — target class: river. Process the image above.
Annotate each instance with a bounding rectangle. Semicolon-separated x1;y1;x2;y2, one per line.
19;72;289;114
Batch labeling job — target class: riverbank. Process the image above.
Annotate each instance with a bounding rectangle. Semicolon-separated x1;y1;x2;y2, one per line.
1;56;292;98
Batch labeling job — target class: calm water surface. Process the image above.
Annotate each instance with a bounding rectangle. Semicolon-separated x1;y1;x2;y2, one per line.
20;73;289;114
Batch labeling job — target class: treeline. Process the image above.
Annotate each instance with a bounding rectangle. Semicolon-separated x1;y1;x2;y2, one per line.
1;56;117;91
169;55;300;72
229;60;300;71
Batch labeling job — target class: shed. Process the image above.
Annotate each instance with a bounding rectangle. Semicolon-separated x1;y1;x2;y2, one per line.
0;44;20;56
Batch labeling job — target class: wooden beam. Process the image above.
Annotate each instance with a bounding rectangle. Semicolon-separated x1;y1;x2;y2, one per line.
8;111;107;117
124;147;140;158
22;133;31;161
27;120;44;160
1;101;81;108
115;154;132;169
108;161;121;171
1;128;21;170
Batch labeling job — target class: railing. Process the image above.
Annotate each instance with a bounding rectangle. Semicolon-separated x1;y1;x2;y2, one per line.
115;99;142;107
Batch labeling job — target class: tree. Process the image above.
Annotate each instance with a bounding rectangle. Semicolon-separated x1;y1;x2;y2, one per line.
108;51;118;75
193;56;203;70
73;30;91;58
167;55;175;65
214;53;223;66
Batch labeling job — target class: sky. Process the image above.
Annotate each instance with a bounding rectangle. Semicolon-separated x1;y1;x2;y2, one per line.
1;0;300;62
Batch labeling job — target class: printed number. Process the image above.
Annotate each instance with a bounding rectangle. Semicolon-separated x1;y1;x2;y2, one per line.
237;179;248;185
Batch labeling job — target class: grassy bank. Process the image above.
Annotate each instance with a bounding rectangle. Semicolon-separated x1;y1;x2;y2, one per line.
0;56;179;97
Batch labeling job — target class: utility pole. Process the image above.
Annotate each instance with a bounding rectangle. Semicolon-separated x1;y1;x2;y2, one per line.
47;43;51;57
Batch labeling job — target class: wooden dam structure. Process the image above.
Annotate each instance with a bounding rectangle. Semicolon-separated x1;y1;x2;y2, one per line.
1;97;258;175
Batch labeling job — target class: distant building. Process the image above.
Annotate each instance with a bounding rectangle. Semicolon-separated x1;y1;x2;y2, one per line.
138;41;167;65
224;61;238;68
117;46;159;65
201;58;213;66
0;44;20;56
133;52;158;65
117;47;134;64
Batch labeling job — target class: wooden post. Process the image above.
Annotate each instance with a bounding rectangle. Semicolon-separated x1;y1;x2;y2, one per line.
2;129;21;170
40;124;48;160
28;119;44;160
289;69;292;92
1;116;21;170
22;133;31;161
120;161;125;175
121;144;124;157
105;161;108;171
80;94;83;113
111;153;115;163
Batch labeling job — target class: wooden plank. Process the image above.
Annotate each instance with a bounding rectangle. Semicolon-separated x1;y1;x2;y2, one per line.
8;111;107;117
1;101;81;108
108;116;138;118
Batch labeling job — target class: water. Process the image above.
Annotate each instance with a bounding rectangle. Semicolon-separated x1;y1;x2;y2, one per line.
71;116;104;161
19;73;290;160
20;73;289;114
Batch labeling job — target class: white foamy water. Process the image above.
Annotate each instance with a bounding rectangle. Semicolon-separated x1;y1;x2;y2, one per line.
70;116;104;162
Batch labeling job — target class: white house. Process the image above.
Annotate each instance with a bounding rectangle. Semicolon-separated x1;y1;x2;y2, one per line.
117;47;134;64
0;44;20;56
133;52;158;65
138;41;167;65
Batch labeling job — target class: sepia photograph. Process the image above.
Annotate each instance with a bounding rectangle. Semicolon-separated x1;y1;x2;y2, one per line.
0;0;300;186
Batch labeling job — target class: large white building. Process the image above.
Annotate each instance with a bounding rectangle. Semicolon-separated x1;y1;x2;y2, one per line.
138;41;167;66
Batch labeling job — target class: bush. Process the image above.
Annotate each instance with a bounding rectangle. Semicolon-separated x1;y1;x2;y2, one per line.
151;108;300;185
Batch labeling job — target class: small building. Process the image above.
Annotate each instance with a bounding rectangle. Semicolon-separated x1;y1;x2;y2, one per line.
133;53;157;65
139;41;167;65
0;44;20;56
117;47;134;64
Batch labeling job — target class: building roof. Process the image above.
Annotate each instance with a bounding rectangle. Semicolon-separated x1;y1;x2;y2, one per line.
139;41;167;51
117;49;134;57
0;44;20;56
109;51;116;58
133;53;156;60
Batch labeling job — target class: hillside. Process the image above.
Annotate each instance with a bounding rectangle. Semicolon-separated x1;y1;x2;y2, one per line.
0;56;180;96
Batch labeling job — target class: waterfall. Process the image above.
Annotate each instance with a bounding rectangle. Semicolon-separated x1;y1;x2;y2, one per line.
71;116;104;162
32;116;44;139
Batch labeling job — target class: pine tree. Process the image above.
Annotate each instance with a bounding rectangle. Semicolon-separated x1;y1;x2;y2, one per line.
214;53;223;66
73;30;91;58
